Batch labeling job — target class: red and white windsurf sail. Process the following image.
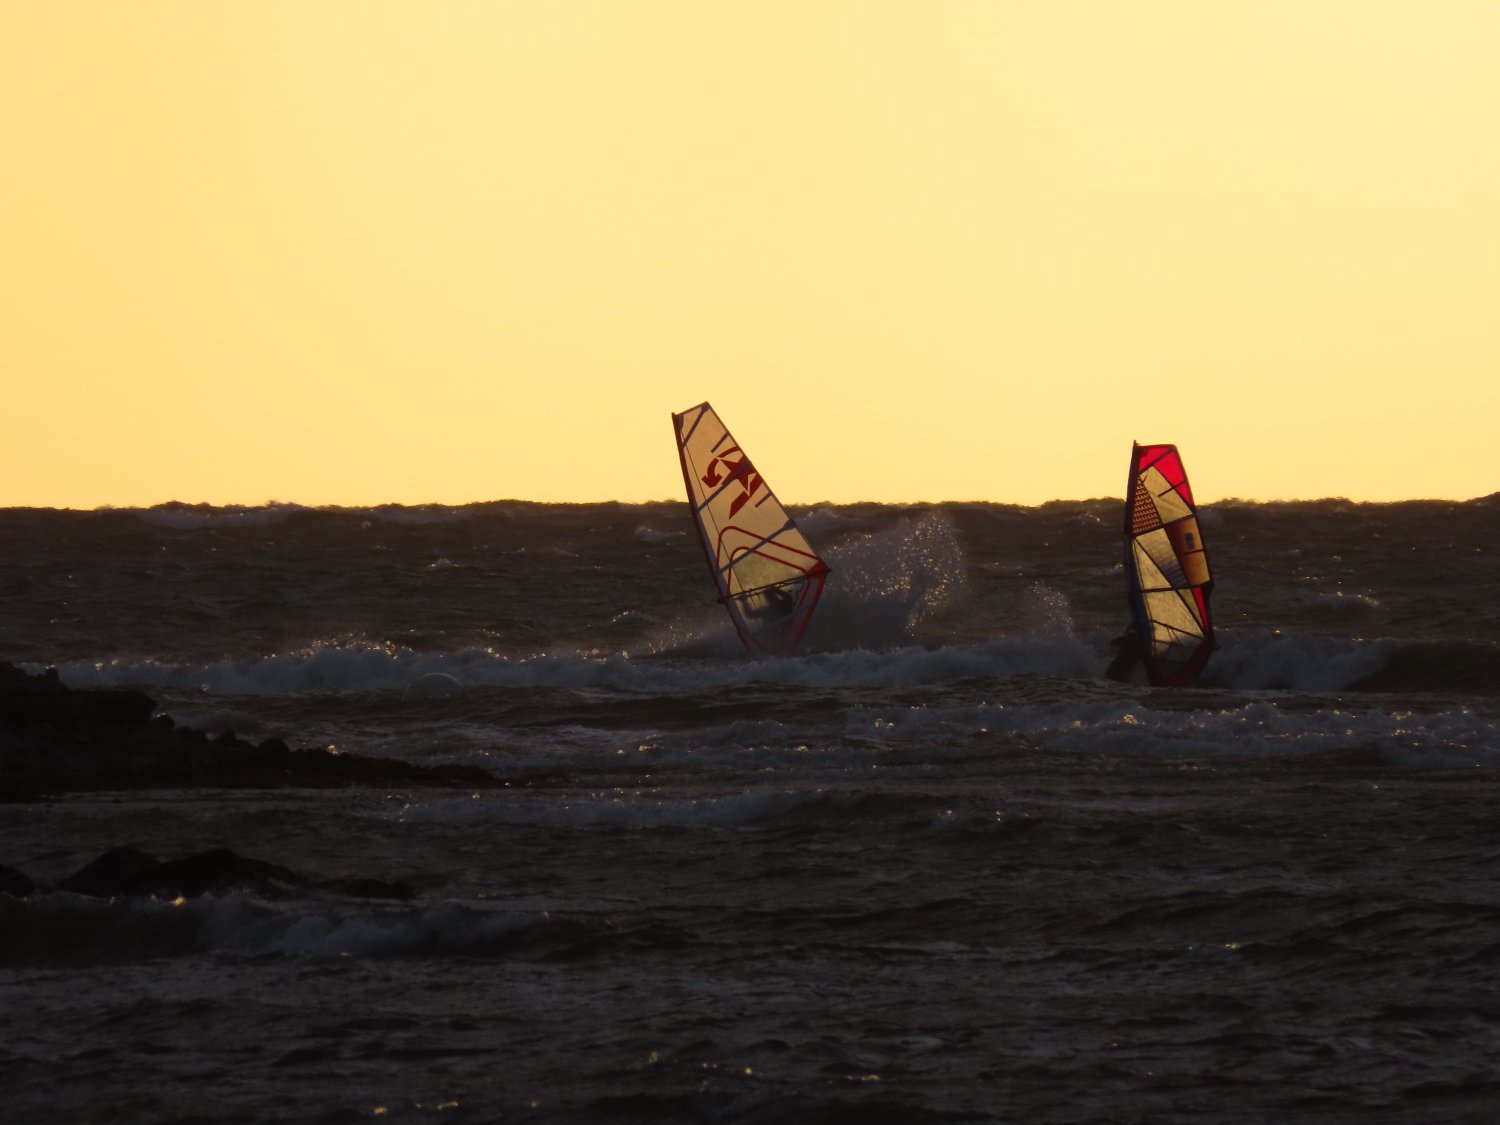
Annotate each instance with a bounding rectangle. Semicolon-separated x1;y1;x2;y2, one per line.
672;402;828;657
1124;442;1214;686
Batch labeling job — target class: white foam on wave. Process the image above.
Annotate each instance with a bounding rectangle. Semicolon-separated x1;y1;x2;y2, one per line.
200;897;536;956
50;642;458;695
45;628;1394;700
632;525;684;544
809;511;968;648
843;693;1499;764
514;687;1498;771
0;891;555;960
35;626;1448;728
357;505;473;526
46;634;1101;697
1208;630;1391;691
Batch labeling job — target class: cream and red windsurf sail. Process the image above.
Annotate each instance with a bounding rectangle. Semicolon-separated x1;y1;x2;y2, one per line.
1124;442;1214;686
673;402;828;657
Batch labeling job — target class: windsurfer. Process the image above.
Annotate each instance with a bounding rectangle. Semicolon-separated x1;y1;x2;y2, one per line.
674;402;828;657
746;581;796;622
1106;623;1140;682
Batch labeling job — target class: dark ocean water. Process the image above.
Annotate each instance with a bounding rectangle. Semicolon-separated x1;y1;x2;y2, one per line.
2;497;1498;1123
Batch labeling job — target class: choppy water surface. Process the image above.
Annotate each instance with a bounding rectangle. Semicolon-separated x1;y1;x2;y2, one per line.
2;498;1498;1122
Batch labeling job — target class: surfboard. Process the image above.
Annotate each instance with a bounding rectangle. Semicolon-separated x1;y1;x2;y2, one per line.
1123;442;1214;686
672;402;829;657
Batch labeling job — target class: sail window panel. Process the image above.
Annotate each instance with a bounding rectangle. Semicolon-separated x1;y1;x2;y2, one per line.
1145;589;1204;643
1142;466;1193;524
721;526;820;587
1152;620;1206;652
1131;540;1172;592
1135;530;1188;589
1131;539;1176;593
729;547;793;594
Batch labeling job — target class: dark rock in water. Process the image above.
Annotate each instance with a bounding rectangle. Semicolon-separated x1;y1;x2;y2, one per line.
325;876;417;901
404;672;464;699
0;661;502;798
0;663;155;726
0;863;35;898
1351;640;1500;695
56;846;415;901
141;847;303;900
58;846;165;897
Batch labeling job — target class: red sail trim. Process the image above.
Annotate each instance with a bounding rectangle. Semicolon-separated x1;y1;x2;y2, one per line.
721;526;825;575
1138;444;1194;502
1135;444;1175;473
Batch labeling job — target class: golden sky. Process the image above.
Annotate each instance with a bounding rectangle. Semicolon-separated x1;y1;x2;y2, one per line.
3;1;1496;507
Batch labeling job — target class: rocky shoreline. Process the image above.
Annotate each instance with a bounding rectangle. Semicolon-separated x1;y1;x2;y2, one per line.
0;844;416;903
0;661;501;801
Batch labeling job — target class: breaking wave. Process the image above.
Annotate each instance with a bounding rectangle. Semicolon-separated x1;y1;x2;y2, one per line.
40;630;1491;699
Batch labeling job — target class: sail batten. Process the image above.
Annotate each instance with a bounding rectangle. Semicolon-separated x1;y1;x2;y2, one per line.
673;402;828;657
1124;442;1214;686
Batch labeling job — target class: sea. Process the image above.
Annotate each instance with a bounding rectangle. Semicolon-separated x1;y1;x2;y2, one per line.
2;496;1498;1124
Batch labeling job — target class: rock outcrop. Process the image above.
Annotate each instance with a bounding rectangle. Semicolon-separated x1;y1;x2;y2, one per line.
0;662;500;799
54;845;414;901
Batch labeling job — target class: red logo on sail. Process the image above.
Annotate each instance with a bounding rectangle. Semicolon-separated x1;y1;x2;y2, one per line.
702;446;762;518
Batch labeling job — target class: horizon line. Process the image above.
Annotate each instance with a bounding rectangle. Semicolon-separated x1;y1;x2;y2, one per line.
2;491;1495;513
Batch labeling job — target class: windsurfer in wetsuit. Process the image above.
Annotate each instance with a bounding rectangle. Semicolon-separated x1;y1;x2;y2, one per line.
730;580;796;624
1106;622;1140;683
756;582;796;621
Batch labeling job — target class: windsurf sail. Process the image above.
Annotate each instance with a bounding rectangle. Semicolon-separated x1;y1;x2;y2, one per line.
1124;442;1214;686
672;402;829;657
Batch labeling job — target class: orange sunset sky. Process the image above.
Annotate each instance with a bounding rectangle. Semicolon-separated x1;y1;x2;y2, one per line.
3;1;1497;508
